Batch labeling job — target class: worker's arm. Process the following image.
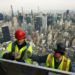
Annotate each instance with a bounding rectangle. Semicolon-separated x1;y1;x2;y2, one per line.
31;54;48;64
2;42;12;57
2;42;15;60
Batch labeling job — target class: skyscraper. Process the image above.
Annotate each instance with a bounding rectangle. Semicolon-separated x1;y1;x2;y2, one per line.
34;16;42;31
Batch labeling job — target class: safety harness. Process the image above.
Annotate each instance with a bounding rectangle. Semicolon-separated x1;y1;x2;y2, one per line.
11;41;29;61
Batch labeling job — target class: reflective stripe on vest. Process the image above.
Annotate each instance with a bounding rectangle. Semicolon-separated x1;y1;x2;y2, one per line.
58;56;71;71
46;54;54;68
46;54;71;71
58;56;65;70
66;59;71;71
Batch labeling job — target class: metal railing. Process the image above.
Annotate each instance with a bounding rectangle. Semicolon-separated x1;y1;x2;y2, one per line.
0;59;75;75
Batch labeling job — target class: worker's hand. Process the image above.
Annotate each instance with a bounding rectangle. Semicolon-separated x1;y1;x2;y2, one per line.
12;51;21;59
15;52;21;59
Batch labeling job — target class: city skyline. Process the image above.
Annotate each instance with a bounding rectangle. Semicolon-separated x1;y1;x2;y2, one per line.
0;0;75;13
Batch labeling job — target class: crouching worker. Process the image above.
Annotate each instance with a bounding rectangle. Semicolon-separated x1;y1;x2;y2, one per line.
2;28;33;64
31;43;72;72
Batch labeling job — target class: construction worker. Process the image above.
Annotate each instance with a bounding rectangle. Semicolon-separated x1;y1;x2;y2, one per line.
31;42;72;72
2;28;33;64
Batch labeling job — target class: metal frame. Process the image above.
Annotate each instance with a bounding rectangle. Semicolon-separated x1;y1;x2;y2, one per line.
0;59;75;75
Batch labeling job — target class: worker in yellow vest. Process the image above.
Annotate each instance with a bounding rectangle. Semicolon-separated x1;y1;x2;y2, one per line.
2;28;33;64
31;43;72;72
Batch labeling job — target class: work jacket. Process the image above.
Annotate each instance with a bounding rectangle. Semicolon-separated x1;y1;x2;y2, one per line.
3;41;33;64
46;54;71;71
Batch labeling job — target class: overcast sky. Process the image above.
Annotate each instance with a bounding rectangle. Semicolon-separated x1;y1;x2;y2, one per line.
0;0;75;13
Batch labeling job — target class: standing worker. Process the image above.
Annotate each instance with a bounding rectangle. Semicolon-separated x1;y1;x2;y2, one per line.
2;28;33;64
31;43;72;72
